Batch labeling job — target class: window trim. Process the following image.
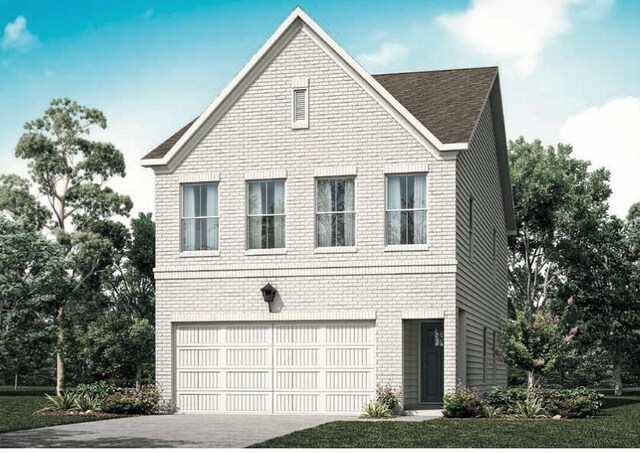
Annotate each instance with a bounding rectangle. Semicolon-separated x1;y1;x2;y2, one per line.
469;197;475;259
245;179;287;251
384;173;429;248
180;182;220;254
483;327;488;383
315;176;357;249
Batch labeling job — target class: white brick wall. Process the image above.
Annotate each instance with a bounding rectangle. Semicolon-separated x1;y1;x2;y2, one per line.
152;28;507;408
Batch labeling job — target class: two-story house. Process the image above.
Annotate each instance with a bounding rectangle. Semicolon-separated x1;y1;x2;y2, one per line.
142;8;516;414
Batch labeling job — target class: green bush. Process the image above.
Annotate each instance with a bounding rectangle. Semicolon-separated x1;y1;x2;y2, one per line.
73;393;102;411
483;387;526;412
75;381;119;405
36;392;77;413
102;384;168;415
443;385;483;418
545;388;604;418
511;396;546;418
361;400;393;418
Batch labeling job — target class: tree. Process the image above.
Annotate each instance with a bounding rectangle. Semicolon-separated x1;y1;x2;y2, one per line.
563;216;640;395
0;217;66;388
11;98;132;394
80;311;154;386
0;174;49;230
507;138;611;313
628;202;640;221
499;307;577;389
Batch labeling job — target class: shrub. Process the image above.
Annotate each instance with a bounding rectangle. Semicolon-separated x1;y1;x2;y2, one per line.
482;404;504;419
361;400;392;418
511;396;546;418
36;392;76;413
73;393;102;411
75;381;119;404
545;388;604;418
375;384;402;413
483;387;526;412
443;385;483;418
102;384;165;415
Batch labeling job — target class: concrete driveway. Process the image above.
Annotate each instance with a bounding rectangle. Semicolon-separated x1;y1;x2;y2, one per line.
0;414;355;448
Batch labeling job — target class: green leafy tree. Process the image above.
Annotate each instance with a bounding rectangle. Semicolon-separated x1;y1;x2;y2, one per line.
80;311;154;386
563;216;640;395
0;174;49;230
508;137;610;313
11;98;132;394
0;217;66;388
628;202;640;221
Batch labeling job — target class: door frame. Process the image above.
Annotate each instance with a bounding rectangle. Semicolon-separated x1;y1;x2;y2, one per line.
417;319;445;405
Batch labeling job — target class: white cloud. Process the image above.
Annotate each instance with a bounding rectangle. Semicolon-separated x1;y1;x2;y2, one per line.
356;42;410;69
560;97;640;218
437;0;611;74
1;16;37;51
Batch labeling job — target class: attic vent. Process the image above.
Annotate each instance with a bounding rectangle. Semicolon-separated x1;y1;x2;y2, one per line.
293;89;307;121
291;77;309;129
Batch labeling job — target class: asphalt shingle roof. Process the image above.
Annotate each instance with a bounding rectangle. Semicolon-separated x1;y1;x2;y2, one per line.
143;66;497;160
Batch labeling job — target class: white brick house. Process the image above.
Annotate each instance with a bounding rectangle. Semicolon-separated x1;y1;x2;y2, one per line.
141;8;515;414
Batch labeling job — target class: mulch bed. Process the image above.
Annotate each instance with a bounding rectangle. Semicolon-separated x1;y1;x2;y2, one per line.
37;410;129;418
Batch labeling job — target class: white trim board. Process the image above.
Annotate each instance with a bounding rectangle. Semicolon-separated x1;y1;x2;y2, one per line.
141;7;467;170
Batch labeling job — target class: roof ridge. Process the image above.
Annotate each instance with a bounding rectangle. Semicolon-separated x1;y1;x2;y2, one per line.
373;66;498;77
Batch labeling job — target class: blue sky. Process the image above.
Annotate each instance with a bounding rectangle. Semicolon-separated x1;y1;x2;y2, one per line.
1;0;639;216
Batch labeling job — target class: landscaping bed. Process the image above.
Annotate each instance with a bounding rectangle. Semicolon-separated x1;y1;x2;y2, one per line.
252;389;640;448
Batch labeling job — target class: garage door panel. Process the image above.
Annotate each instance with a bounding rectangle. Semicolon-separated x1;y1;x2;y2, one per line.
177;348;220;367
274;348;319;367
174;321;375;413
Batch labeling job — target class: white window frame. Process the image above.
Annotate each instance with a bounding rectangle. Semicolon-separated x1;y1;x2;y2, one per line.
246;179;286;252
291;77;309;129
384;173;428;249
315;177;357;250
180;182;220;255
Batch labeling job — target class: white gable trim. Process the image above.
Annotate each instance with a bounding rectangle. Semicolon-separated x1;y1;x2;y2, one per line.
141;7;467;169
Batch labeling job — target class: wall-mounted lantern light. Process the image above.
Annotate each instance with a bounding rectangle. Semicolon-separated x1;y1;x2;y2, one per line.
261;283;277;304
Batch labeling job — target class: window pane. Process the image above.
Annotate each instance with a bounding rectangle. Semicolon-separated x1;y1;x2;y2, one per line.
248;182;264;215
248;216;263;249
183;185;196;217
387;176;402;210
206;218;219;250
273;215;285;248
182;218;196;251
317;180;332;212
387;211;401;245
413;210;427;244
272;181;285;214
317;213;332;247
413;175;426;209
343;179;355;211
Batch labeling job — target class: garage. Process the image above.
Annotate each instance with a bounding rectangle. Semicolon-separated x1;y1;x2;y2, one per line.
174;320;376;413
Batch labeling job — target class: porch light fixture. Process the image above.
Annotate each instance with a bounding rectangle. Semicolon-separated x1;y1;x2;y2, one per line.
261;283;277;304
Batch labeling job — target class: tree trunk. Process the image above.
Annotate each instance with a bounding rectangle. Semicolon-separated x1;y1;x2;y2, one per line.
56;304;65;396
135;366;142;390
14;373;18;391
614;362;623;396
527;370;538;391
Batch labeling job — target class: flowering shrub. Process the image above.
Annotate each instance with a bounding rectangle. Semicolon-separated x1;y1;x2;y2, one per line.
443;385;483;418
375;384;402;413
102;384;171;415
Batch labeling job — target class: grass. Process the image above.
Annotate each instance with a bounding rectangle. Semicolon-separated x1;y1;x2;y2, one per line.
253;389;640;448
0;386;120;434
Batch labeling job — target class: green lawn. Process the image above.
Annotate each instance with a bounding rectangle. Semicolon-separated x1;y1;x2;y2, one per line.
0;387;119;434
253;389;640;448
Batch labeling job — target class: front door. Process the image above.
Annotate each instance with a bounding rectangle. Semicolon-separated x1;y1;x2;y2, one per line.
420;321;444;404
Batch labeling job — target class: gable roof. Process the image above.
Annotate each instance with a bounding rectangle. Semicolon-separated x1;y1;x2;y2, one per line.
144;67;497;161
373;67;497;145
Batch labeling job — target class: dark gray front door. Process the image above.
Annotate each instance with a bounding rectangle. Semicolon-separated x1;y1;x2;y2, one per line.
420;321;444;404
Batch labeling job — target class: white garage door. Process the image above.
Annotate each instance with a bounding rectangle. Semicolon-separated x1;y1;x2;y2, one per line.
174;321;375;413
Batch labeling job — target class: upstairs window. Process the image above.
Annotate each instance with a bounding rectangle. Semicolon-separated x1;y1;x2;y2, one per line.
316;178;356;247
247;180;285;249
291;77;309;129
386;174;427;245
182;183;219;251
